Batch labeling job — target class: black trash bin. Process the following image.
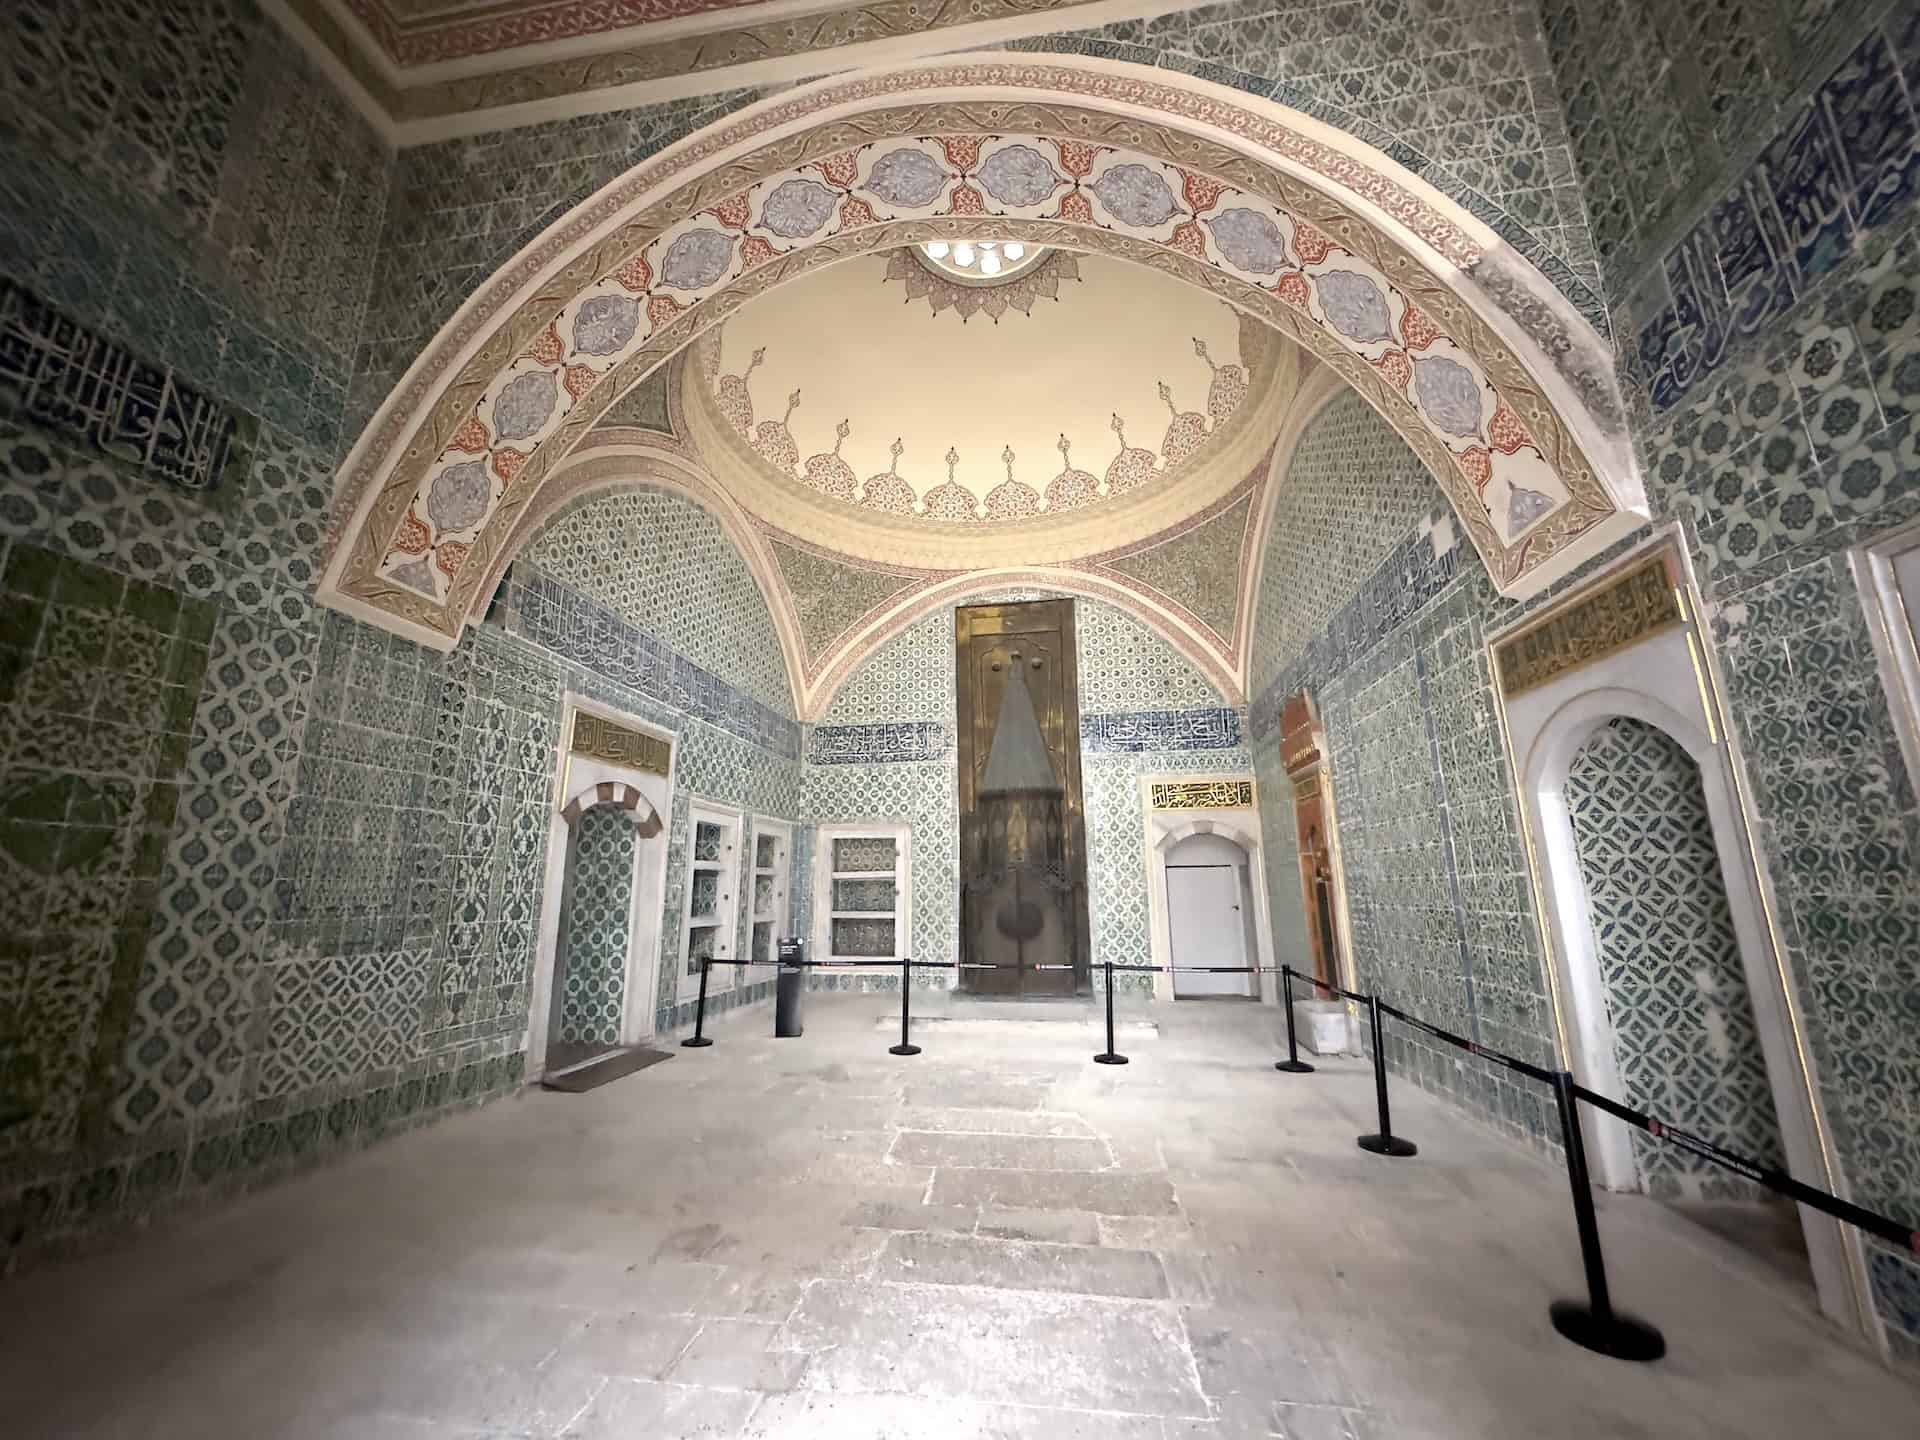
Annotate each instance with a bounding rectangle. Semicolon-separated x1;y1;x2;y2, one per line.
775;938;805;1038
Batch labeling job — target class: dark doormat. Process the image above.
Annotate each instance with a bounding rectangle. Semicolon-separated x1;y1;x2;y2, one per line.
540;1045;673;1092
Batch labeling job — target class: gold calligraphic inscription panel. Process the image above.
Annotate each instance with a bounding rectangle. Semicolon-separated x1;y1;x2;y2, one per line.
570;712;671;777
1494;551;1682;697
1150;780;1255;810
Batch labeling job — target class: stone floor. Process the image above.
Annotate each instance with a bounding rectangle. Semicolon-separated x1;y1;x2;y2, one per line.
2;995;1913;1438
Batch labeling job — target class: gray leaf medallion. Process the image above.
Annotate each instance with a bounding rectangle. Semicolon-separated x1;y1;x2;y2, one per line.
864;148;949;208
1412;356;1485;437
1506;483;1555;534
571;295;641;356
490;371;557;441
1315;270;1395;345
658;229;736;291
976;145;1065;207
1089;164;1180;228
427;459;492;534
760;179;839;238
1205;208;1288;274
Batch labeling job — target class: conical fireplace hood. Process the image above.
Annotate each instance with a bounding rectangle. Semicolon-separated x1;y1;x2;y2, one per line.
979;660;1061;796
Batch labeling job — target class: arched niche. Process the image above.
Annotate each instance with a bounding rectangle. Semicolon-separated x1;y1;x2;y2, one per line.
1500;541;1874;1345
320;54;1645;655
525;699;676;1080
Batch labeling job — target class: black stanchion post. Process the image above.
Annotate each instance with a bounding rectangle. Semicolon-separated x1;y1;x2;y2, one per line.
1547;1070;1665;1361
1275;965;1315;1074
1094;959;1128;1065
680;956;715;1048
1356;993;1415;1157
889;957;921;1057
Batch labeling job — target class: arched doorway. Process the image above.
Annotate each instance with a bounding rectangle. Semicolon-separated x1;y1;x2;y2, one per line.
1164;830;1259;999
527;709;673;1080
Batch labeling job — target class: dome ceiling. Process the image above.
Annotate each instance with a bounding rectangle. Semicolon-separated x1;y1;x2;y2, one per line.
679;249;1302;568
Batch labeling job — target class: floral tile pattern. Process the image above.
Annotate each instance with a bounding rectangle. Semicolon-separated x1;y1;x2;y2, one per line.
1595;9;1920;412
0;540;214;1159
0;0;387;459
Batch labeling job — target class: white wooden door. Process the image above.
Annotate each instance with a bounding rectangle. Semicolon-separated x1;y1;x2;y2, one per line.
1168;864;1252;997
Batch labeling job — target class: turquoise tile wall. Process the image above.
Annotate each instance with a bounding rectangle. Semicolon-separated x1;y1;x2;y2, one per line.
1628;209;1920;1353
352;90;750;432
519;487;796;718
1538;0;1902;306
493;487;804;1036
0;403;539;1254
1247;388;1558;1147
1021;0;1605;329
1543;0;1920;1358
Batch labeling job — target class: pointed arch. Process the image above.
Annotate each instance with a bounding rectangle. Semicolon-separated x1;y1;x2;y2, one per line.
807;565;1243;718
486;430;810;716
321;53;1644;653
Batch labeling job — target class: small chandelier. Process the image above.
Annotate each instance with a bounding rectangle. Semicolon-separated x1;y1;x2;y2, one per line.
919;239;1047;283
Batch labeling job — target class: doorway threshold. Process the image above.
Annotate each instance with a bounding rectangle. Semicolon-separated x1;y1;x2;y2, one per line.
941;994;1094;1021
540;1045;673;1092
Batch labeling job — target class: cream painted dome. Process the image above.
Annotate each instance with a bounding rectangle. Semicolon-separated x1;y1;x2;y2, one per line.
677;248;1304;569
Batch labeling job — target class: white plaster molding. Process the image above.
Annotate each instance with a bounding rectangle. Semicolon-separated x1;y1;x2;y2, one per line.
807;565;1245;720
497;435;812;720
1235;361;1349;699
1850;516;1920;797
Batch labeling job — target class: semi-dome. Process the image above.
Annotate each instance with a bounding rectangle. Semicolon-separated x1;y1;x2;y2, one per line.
677;248;1305;569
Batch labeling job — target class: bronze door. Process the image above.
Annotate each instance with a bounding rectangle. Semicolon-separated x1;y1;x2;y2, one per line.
1292;776;1341;991
956;600;1089;997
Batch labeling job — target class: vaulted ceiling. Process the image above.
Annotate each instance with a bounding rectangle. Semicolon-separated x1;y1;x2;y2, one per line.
568;242;1332;713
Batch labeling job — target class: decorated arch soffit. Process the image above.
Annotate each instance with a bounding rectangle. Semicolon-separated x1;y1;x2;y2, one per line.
320;54;1646;656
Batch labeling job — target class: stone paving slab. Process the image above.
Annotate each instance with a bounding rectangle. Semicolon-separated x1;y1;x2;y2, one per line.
875;1230;1170;1298
780;1278;1210;1416
1;994;1914;1440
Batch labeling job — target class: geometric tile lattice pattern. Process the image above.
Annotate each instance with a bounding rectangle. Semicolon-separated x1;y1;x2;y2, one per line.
558;805;633;1050
1565;717;1786;1199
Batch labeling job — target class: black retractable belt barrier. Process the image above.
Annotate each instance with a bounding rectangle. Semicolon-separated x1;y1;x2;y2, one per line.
1274;965;1314;1074
889;957;921;1057
1548;1070;1666;1361
680;955;715;1048
1355;993;1416;1157
1093;959;1128;1065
